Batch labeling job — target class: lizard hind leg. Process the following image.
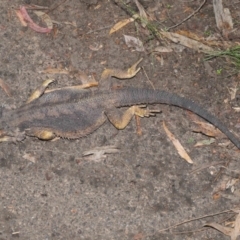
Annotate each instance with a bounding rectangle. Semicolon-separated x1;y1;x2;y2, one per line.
26;128;56;140
106;105;160;130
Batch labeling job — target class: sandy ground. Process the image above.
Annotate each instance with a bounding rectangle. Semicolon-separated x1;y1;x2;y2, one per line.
0;0;240;239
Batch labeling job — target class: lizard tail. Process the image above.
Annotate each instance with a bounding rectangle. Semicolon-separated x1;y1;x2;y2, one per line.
113;88;240;149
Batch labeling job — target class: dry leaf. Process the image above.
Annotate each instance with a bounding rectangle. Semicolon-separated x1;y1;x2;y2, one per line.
162;121;193;164
89;43;103;51
81;145;120;162
27;79;54;103
192;121;223;138
23;152;37;163
228;85;238;100
232;211;240;240
124;35;145;52
133;0;148;27
194;138;215;147
109;18;134;34
177;30;231;48
39;67;69;74
154;46;173;53
160;31;213;53
212;192;221;201
0;78;12;97
133;232;144;240
33;10;53;30
75;71;92;84
205;211;240;240
213;0;233;37
233;107;240;112
205;222;232;237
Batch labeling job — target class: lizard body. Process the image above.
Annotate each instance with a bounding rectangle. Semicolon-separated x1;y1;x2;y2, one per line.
0;86;240;149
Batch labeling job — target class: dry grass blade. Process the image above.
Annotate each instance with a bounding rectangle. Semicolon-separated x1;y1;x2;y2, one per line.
133;0;148;27
0;78;13;97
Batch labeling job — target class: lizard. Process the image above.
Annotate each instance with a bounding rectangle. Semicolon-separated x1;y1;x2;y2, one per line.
0;58;240;150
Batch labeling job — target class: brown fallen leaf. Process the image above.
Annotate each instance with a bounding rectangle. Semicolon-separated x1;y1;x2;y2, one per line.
75;71;93;84
187;112;224;139
133;232;144;240
27;79;54;103
39;67;69;74
160;31;213;53
192;120;224;138
33;10;53;30
212;192;221;201
23;152;37;163
45;82;98;94
109;18;134;35
0;78;13;97
213;0;233;38
194;138;216;147
162;121;193;164
228;85;238;100
124;35;145;52
232;211;240;240
89;43;103;51
233;107;240;113
81;145;120;162
153;46;173;53
176;30;231;48
133;0;148;27
205;222;232;236
204;210;240;240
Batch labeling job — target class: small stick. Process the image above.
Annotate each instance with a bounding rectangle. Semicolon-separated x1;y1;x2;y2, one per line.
158;209;236;233
167;0;207;30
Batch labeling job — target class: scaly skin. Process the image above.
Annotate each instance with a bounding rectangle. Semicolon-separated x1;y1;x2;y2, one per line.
0;87;240;149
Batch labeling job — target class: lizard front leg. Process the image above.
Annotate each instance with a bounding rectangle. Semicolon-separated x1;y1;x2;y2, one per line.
106;105;160;129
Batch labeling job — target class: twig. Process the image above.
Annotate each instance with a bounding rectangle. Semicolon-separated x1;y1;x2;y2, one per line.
142;66;155;90
46;0;67;14
213;158;231;183
87;25;112;34
190;161;225;174
158;209;236;233
167;0;207;30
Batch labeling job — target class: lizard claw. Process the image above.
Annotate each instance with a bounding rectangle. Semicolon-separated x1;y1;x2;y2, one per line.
134;105;161;117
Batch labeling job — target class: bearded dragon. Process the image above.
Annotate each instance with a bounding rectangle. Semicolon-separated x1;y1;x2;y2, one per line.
0;59;239;149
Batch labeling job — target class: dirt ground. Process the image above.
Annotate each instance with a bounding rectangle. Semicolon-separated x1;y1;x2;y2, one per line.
0;0;240;239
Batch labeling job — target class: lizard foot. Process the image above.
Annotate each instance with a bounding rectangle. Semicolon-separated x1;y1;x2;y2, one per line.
133;105;161;117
